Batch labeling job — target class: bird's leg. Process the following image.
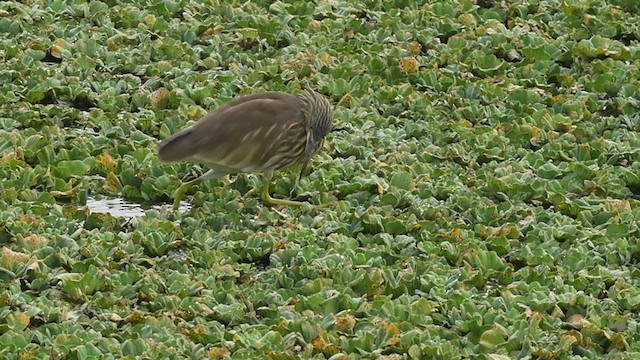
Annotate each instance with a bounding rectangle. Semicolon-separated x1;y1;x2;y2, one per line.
172;169;220;210
290;160;308;198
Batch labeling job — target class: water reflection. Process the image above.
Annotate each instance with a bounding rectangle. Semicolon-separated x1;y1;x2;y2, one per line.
85;196;191;218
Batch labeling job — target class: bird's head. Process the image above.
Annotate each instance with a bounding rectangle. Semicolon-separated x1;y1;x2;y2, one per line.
297;89;334;180
298;89;333;157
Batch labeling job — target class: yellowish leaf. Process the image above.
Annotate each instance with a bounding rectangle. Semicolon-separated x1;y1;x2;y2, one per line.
335;313;356;332
399;57;419;73
386;323;401;346
97;153;116;173
208;347;231;359
530;125;541;140
149;87;171;110
407;41;422;55
310;336;326;349
143;14;156;26
50;38;67;58
104;172;123;194
458;119;473;128
0;247;31;268
187;105;207;119
318;52;331;64
21;234;48;249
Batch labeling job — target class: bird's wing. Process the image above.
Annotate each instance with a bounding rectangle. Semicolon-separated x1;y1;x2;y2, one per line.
158;92;306;173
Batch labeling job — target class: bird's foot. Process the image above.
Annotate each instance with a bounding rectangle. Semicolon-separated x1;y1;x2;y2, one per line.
260;192;337;211
260;182;316;209
261;193;311;207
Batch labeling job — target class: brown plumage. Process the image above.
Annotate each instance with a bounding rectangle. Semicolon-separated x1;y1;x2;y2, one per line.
157;89;333;209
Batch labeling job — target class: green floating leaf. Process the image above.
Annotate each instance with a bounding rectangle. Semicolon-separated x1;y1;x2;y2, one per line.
479;325;508;350
0;18;21;34
53;160;91;180
299;320;322;343
389;171;415;191
383;218;408;235
606;224;629;238
470;51;505;74
119;168;143;188
24;48;46;61
72;343;103;358
121;338;148;356
0;330;30;352
474;250;507;271
508;89;542;105
0;267;16;282
575;35;612;58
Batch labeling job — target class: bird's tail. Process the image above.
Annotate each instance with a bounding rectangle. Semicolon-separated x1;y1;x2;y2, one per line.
157;128;198;163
